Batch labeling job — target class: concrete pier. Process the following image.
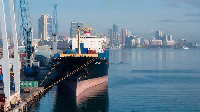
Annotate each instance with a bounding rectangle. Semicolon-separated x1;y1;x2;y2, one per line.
7;87;44;112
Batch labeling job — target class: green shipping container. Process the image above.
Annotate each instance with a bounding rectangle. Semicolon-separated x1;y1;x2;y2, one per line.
20;81;38;87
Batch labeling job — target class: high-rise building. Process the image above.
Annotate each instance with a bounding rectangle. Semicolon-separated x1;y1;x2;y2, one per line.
163;34;174;45
117;34;121;45
155;30;163;40
38;14;53;41
70;22;84;38
150;38;162;46
108;28;113;45
113;24;118;45
163;34;173;41
127;30;132;37
121;28;126;46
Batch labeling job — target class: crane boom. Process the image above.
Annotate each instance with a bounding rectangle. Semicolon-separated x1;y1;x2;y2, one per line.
53;3;58;54
20;0;34;76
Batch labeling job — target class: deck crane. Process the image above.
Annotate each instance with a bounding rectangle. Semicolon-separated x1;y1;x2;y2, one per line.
19;0;37;76
53;3;58;54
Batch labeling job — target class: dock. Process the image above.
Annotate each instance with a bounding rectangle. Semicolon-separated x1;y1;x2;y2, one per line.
0;80;46;112
0;66;57;112
8;87;44;112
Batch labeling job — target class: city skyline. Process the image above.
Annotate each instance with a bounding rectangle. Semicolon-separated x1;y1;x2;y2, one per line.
1;0;200;41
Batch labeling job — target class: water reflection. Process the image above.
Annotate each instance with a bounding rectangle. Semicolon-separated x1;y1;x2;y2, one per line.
53;82;109;112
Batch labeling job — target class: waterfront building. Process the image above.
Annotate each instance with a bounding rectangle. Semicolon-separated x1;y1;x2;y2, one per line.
127;30;132;37
155;30;163;40
144;39;150;45
163;34;173;42
94;32;104;38
163;34;174;46
108;28;113;45
70;22;84;38
150;38;162;45
121;28;126;46
131;39;135;46
135;36;141;44
193;41;200;47
106;38;110;46
38;14;53;41
117;34;121;45
179;39;186;43
163;41;175;46
113;24;118;45
134;36;142;47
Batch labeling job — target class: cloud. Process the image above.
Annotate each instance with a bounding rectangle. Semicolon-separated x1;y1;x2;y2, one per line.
185;13;200;16
167;0;200;7
184;20;200;22
157;19;177;23
157;19;200;23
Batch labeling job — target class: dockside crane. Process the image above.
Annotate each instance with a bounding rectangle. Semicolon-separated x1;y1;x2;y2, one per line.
53;3;58;54
19;0;36;76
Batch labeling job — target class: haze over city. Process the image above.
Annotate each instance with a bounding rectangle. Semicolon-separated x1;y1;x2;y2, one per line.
1;0;200;111
1;0;200;41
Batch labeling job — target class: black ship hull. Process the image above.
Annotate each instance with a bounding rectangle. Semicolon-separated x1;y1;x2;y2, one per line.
55;57;109;96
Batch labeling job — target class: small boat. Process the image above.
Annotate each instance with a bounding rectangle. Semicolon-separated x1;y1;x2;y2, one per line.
182;46;189;49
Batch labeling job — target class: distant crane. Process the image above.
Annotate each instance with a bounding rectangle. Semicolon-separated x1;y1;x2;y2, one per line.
53;3;58;54
19;0;36;76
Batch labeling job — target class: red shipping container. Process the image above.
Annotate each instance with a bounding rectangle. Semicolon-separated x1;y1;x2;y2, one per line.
88;50;96;54
19;53;26;58
0;94;5;102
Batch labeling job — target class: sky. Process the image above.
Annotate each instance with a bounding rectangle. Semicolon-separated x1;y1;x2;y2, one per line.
1;0;200;41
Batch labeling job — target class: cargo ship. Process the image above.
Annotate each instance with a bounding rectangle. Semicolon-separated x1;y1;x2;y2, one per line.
54;26;109;96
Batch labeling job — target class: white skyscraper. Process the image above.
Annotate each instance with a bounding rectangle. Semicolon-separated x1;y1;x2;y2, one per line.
38;14;53;41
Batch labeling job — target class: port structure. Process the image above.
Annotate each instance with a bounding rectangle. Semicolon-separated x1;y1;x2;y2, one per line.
20;0;35;76
0;0;21;109
53;3;58;54
81;27;93;36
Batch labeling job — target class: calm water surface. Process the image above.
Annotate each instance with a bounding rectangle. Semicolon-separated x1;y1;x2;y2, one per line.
30;49;200;112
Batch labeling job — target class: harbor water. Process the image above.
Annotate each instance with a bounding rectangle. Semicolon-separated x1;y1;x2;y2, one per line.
30;49;200;112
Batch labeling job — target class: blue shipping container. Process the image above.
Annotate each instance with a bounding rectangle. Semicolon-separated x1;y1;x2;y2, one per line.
104;50;109;53
98;53;105;58
54;54;60;58
105;55;109;59
106;58;109;62
76;48;88;54
105;50;109;58
0;74;3;80
80;43;84;48
66;50;71;54
10;86;15;90
81;48;88;54
70;45;72;49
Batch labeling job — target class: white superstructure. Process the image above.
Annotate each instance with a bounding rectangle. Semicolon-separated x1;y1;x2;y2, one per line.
72;35;106;53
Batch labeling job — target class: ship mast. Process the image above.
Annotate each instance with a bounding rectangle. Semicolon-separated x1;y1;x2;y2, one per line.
78;25;81;54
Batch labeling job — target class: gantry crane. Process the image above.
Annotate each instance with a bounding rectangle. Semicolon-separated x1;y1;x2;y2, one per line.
81;26;93;36
20;0;36;76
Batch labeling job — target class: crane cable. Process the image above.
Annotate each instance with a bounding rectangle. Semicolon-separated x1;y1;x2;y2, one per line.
38;61;59;87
